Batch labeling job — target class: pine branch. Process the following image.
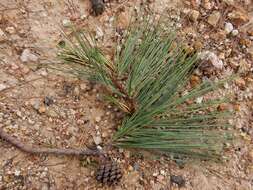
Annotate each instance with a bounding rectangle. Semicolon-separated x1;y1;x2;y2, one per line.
0;127;101;156
56;20;234;160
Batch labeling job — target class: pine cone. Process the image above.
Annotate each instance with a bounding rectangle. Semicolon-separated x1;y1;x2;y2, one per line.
96;161;122;185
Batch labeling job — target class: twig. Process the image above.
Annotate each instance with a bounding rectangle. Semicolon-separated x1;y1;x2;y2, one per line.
40;161;66;167
0;3;18;11
0;77;45;95
0;127;101;156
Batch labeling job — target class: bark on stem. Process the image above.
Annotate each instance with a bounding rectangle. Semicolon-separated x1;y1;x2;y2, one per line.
0;128;101;156
111;77;136;114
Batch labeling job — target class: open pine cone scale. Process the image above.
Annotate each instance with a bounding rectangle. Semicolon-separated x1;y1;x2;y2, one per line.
96;161;122;185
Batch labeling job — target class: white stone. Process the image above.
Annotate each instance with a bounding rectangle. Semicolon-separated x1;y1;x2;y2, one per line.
182;8;190;14
93;135;102;145
16;110;22;118
80;14;87;20
95;116;101;123
37;68;48;76
62;19;71;27
20;49;38;62
119;148;124;153
212;58;223;69
231;29;239;36
224;82;229;89
5;26;15;34
30;99;40;110
224;22;233;34
97;145;102;150
203;1;213;9
190;10;200;22
0;29;6;42
198;51;223;69
14;170;21;176
0;29;4;36
196;97;203;104
95;125;99;130
160;170;166;176
95;26;104;39
0;84;7;91
153;172;159;177
109;16;115;25
80;83;87;90
195;0;201;6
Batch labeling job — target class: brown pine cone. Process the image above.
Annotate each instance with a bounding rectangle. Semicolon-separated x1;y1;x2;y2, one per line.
90;0;105;16
96;161;122;185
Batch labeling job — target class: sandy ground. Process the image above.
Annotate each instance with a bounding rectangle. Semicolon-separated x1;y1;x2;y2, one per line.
0;0;253;189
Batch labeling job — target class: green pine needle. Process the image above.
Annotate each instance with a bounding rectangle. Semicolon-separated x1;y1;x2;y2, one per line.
57;21;234;161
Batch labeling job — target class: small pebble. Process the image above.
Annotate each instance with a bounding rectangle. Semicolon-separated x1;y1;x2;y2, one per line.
44;96;54;106
170;175;185;187
20;49;38;62
80;14;87;20
231;29;239;36
196;97;203;104
95;125;99;130
62;19;71;27
95;26;104;39
0;29;6;42
38;106;46;113
16;110;22;118
80;83;87;90
14;170;21;176
190;10;200;22
93;135;102;145
224;22;233;34
31;99;40;110
0;84;7;91
153;172;159;177
160;170;166;176
198;51;223;69
95;116;101;123
133;163;139;171
128;165;134;171
46;109;58;118
5;26;15;34
207;11;221;26
157;175;164;183
203;1;213;9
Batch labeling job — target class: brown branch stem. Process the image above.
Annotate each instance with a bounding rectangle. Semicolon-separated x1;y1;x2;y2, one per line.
111;76;136;114
0;128;101;156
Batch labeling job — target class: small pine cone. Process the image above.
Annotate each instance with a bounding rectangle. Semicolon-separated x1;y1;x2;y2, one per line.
96;161;122;185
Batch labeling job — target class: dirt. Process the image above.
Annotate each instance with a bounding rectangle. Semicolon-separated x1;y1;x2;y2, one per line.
0;0;253;189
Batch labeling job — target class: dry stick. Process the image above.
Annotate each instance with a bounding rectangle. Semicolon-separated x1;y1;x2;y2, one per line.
0;127;101;156
0;77;45;95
